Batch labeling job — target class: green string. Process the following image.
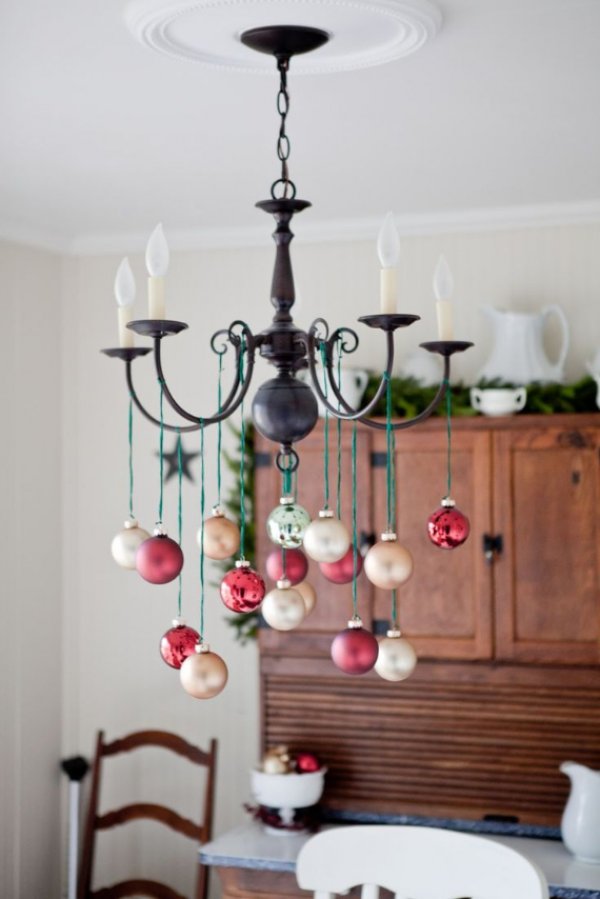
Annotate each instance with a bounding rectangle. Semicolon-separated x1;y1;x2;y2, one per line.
336;342;343;520
444;377;452;497
385;372;396;531
351;421;359;618
282;464;292;498
216;351;224;506
128;397;134;519
199;420;205;639
391;589;398;630
176;430;183;619
238;339;247;560
157;379;165;524
319;343;330;509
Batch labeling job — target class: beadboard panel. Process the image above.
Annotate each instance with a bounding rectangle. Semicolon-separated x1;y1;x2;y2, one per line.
260;662;600;826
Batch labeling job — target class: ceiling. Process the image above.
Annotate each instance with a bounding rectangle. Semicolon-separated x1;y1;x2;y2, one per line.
2;0;600;252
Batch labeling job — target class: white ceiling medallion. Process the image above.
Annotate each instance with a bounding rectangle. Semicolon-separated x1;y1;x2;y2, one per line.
124;0;442;74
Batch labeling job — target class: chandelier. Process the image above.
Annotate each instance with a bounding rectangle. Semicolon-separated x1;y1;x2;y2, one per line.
103;25;472;697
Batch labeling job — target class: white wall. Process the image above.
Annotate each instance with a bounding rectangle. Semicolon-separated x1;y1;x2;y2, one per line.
59;220;600;897
0;241;62;898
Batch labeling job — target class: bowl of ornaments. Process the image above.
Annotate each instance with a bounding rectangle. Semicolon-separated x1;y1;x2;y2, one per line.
250;745;326;834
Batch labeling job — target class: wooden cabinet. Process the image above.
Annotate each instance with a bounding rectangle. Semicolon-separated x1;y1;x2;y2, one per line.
255;414;600;825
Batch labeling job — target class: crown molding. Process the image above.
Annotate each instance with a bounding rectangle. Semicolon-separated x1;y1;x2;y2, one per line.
2;200;600;257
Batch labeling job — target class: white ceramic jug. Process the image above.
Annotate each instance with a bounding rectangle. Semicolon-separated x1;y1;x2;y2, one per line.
477;305;569;384
560;761;600;862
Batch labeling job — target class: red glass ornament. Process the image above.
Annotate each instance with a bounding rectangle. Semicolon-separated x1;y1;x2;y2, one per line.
136;535;184;584
220;562;266;613
265;548;308;585
159;623;200;670
331;623;379;675
320;547;363;584
427;504;470;549
296;751;321;773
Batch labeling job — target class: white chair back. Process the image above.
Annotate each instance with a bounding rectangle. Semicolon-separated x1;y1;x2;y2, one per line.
296;825;549;899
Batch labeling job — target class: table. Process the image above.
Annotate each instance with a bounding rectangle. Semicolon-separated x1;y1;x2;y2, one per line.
199;820;600;899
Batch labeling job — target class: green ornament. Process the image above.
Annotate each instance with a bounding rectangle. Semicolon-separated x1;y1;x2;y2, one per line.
267;499;311;548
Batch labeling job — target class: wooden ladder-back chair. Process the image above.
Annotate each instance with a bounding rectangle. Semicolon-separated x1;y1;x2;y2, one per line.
296;825;549;899
77;730;217;899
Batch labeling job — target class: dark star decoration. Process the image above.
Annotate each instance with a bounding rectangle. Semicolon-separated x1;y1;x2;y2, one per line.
157;440;200;483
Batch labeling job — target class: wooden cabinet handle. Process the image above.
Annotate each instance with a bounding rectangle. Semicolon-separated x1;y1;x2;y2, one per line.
483;533;503;564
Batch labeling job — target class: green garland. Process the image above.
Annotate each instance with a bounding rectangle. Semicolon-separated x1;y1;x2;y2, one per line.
222;376;598;644
362;374;598;418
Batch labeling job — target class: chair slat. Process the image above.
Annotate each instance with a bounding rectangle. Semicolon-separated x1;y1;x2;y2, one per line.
101;730;210;765
96;803;199;839
91;878;186;899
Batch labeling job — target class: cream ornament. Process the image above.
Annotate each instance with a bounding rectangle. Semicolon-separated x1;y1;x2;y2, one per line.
375;629;417;682
364;531;413;590
295;580;317;616
261;579;307;631
199;505;240;560
303;509;350;563
111;518;151;569
180;643;228;699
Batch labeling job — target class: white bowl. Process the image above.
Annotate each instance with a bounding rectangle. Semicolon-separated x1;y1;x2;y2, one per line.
251;767;327;810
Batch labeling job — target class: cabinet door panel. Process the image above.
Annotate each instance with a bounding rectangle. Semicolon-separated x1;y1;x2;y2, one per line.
372;427;493;659
494;426;600;663
255;423;373;634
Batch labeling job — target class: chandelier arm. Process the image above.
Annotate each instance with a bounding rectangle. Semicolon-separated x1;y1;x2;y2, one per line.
355;356;452;431
125;361;201;433
306;326;394;421
153;323;258;425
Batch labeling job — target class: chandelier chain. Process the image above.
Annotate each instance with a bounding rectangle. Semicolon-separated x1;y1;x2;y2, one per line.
271;57;296;200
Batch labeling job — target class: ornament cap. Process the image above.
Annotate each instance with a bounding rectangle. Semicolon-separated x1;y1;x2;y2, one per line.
153;522;167;537
441;496;456;508
381;530;397;542
276;577;292;590
235;559;251;569
348;616;364;630
386;628;402;639
211;504;225;518
124;517;139;529
195;642;210;654
318;509;334;519
172;617;184;627
280;495;295;505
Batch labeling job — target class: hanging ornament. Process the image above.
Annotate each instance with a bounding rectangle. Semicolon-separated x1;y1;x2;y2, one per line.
427;497;470;549
199;504;241;560
303;509;350;563
220;559;266;613
331;617;379;675
320;546;363;585
295;580;317;615
111;517;151;570
267;496;311;548
364;531;413;590
159;618;200;670
375;628;417;682
180;643;228;699
261;579;306;631
265;547;308;585
136;525;184;584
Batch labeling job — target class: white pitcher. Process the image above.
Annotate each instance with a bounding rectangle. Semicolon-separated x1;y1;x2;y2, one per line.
300;368;369;417
560;761;600;862
477;305;569;384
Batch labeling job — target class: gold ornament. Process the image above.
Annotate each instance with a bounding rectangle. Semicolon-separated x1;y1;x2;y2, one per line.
295;580;317;616
198;506;240;560
303;510;351;563
180;644;228;699
111;518;151;569
262;745;293;774
261;579;306;631
375;629;417;682
364;532;413;589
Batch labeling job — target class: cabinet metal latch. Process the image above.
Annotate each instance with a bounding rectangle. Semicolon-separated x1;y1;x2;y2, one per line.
483;533;503;564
